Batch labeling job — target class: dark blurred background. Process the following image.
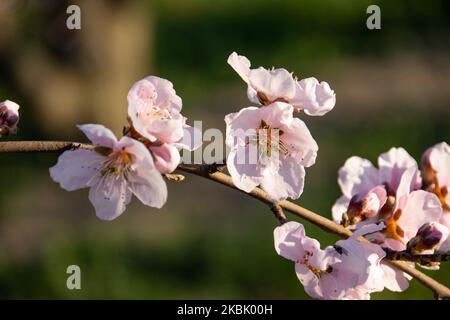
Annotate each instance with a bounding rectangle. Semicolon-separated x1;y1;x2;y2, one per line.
0;0;449;299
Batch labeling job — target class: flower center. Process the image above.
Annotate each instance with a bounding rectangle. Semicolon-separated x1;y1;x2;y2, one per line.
300;251;332;278
384;208;405;242
96;148;133;179
257;91;289;106
251;120;289;158
137;105;172;123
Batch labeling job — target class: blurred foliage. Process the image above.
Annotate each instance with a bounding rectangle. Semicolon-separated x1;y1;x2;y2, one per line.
0;0;449;299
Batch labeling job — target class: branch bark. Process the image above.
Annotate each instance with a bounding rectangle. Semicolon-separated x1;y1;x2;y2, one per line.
1;140;450;299
385;249;450;264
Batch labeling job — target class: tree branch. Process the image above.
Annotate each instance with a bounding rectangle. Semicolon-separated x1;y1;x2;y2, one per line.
1;140;450;299
385;248;450;264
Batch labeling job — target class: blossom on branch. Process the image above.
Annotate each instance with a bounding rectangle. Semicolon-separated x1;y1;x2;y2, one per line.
227;52;336;116
50;124;167;220
127;76;201;174
225;103;318;201
332;146;449;292
332;147;422;225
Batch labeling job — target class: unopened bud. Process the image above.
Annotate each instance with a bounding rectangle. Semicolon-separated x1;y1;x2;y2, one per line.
345;186;387;226
406;222;449;254
0;100;20;136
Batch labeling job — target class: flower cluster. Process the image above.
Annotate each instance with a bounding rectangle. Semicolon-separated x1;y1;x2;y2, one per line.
24;54;447;299
275;144;449;299
50;76;200;220
225;52;336;201
330;145;450;290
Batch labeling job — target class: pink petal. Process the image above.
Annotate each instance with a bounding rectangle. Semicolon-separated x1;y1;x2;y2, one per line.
128;101;158;142
174;123;203;151
88;176;132;221
150;143;181;174
248;67;296;102
273;221;307;261
338;156;379;199
144;76;182;112
378;147;421;193
380;262;411;292
151;115;185;144
225;107;261;147
395;166;420;209
226;148;262;193
77;124;118;149
428;142;450;205
260;157;305;201
128;166;168;209
439;213;450;251
1;100;19;114
293;77;336;116
280;117;318;167
49;149;104;191
398;190;443;242
332;195;350;224
127;76;182;113
227;52;251;83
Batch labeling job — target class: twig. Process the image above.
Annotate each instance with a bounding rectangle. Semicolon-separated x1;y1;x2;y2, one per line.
385;248;450;264
269;202;288;225
1;140;450;299
0;141;92;153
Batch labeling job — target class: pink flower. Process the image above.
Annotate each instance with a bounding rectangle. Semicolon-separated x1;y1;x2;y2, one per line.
332;148;440;292
0;100;20;136
334;224;386;299
50;124;167;220
127;76;183;143
370;170;442;291
274;221;386;300
379;167;443;251
422;142;450;250
225;102;318;201
274;221;342;299
227;52;336;116
127;76;202;174
332;148;421;225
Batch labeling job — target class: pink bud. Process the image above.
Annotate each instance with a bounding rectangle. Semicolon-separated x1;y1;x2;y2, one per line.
0;100;20;136
406;222;449;253
343;186;387;226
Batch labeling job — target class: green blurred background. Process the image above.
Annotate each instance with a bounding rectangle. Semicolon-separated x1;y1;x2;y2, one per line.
0;0;449;299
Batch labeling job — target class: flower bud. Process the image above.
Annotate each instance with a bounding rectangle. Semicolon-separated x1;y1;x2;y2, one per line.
0;100;20;136
406;222;449;254
343;186;387;226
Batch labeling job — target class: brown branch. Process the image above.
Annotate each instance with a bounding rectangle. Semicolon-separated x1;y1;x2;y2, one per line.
0;141;92;153
385;248;450;264
269;202;288;225
1;140;450;299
